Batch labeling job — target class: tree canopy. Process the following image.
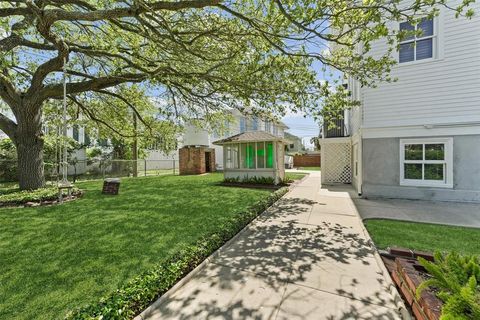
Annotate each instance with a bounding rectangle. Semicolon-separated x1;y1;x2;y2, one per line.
0;0;474;189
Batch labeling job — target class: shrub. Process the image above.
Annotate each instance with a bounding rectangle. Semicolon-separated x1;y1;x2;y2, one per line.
417;251;480;320
223;176;276;185
223;177;241;183
0;138;18;182
0;187;81;206
65;187;288;320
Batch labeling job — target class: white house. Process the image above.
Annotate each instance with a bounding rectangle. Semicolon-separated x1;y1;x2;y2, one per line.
320;0;480;202
284;132;304;154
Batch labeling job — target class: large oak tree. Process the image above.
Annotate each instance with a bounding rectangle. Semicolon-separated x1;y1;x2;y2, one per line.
0;0;473;189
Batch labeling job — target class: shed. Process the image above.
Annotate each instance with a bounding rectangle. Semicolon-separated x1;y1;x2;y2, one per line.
213;132;287;184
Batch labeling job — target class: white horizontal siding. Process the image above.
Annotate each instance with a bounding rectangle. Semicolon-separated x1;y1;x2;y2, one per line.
362;0;480;130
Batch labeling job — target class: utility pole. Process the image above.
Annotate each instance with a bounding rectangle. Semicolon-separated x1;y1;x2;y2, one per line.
132;113;138;177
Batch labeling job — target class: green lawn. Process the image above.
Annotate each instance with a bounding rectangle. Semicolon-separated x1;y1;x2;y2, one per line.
285;172;308;181
296;166;320;171
0;173;272;320
364;219;480;255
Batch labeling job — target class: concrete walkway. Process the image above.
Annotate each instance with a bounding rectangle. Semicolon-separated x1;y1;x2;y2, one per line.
137;173;404;320
355;197;480;228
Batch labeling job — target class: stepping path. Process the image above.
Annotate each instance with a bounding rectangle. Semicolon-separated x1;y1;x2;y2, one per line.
137;172;406;320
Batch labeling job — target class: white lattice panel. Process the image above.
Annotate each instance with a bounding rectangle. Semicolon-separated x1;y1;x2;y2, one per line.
321;141;352;184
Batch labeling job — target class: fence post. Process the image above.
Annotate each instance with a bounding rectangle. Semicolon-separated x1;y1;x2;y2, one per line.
101;160;105;179
144;159;147;176
173;159;175;175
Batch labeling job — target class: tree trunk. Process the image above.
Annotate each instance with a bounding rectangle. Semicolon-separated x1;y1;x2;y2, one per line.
15;108;46;190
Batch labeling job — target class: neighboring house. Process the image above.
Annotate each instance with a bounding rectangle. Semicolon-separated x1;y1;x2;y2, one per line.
284;132;304;154
179;109;289;169
320;1;480;202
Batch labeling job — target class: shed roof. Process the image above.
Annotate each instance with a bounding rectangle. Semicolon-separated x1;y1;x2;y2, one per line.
212;131;287;145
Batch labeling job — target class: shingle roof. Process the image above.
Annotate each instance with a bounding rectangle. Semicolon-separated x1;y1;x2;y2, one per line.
212;131;287;145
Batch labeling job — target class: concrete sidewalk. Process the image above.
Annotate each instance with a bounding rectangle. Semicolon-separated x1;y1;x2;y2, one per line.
137;173;405;320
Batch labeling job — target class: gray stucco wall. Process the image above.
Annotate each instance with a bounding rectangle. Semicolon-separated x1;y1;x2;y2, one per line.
362;135;480;202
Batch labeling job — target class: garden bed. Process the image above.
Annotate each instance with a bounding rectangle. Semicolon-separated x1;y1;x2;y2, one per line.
380;248;442;320
219;172;308;189
0;186;82;207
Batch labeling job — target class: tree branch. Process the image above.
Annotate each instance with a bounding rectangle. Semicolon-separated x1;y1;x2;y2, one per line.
0;111;17;139
40;73;147;100
67;95;138;138
0;7;30;18
40;0;221;23
95;89;152;133
0;73;20;107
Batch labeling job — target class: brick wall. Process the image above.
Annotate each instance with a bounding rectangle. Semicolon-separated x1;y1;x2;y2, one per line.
179;146;216;175
293;154;321;167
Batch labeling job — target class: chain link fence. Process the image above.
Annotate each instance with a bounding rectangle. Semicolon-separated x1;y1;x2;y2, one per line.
0;159;179;185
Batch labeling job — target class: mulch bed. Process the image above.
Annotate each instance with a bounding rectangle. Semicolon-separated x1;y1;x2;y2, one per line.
380;247;442;320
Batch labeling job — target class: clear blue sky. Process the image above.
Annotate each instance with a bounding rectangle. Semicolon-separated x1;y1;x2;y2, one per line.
282;113;319;150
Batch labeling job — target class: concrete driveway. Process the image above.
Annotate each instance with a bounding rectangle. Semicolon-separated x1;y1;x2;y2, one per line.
136;173;405;320
354;197;480;228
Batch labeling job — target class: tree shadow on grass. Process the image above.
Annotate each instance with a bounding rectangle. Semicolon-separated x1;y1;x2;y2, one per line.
142;197;401;320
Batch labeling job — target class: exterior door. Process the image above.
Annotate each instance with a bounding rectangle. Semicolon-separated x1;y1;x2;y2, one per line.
205;152;211;172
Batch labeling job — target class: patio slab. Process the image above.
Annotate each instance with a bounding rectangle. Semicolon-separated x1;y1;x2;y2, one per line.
355;197;480;228
137;172;405;320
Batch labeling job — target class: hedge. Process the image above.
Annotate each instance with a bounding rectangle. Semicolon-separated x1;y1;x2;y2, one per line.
65;186;289;320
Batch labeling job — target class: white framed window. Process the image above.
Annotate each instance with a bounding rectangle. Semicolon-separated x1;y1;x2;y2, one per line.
252;117;258;131
399;18;436;63
265;120;272;133
240;117;246;133
400;138;453;188
225;144;239;169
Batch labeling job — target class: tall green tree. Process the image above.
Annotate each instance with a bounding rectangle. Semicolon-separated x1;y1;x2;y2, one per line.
0;0;474;189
